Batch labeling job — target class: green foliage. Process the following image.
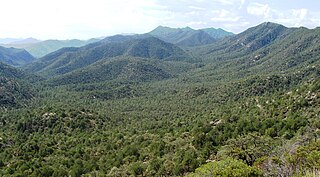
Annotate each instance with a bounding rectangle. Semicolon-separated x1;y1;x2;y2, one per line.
217;133;277;165
187;158;263;177
1;22;320;177
0;76;33;108
24;36;192;78
287;140;320;171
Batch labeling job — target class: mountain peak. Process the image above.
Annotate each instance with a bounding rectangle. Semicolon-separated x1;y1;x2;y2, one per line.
258;22;286;29
181;26;194;31
126;36;190;60
149;26;179;36
9;37;41;44
202;28;234;38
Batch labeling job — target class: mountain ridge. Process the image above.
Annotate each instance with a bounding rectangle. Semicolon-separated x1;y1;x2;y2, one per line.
24;36;193;78
148;26;233;47
1;21;320;177
1;38;100;58
0;46;35;66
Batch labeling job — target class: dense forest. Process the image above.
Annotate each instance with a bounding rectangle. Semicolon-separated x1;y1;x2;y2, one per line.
0;22;319;176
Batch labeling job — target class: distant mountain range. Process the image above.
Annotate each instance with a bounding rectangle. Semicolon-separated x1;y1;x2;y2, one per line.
21;22;320;88
8;37;41;45
3;22;320;84
0;38;25;44
1;38;100;58
0;26;232;58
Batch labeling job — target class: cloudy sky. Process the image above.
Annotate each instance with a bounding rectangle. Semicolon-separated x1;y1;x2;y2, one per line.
0;0;319;39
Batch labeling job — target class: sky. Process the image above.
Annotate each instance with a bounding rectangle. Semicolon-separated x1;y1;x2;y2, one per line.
0;0;319;40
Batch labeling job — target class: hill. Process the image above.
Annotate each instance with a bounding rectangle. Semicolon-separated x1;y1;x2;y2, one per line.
202;27;234;38
148;26;214;46
186;22;320;84
148;26;233;47
193;22;292;60
24;36;193;78
0;46;35;66
48;57;195;86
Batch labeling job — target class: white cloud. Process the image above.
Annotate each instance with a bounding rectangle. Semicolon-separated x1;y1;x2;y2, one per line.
0;0;169;39
268;8;320;28
217;0;233;5
247;3;271;18
188;6;205;10
239;0;246;9
215;0;237;5
187;21;207;26
211;9;240;22
292;9;308;20
1;0;320;39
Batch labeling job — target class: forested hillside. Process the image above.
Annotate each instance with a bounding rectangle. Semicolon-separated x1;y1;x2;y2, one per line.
0;22;319;177
148;26;232;47
0;46;35;67
0;62;35;108
24;36;193;78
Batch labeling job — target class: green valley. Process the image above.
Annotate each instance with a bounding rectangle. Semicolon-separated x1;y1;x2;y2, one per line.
0;22;319;177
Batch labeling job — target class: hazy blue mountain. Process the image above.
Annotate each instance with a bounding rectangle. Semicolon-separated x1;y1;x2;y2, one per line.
0;46;35;66
9;37;41;44
0;38;24;44
100;34;145;43
2;38;100;58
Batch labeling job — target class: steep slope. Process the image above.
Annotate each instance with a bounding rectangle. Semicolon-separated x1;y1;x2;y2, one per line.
25;36;192;77
0;46;35;66
0;62;34;108
149;26;217;46
225;22;291;52
0;76;33;108
193;22;292;61
175;30;217;47
126;37;190;60
237;26;320;73
148;26;192;41
0;61;31;79
185;23;320;85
